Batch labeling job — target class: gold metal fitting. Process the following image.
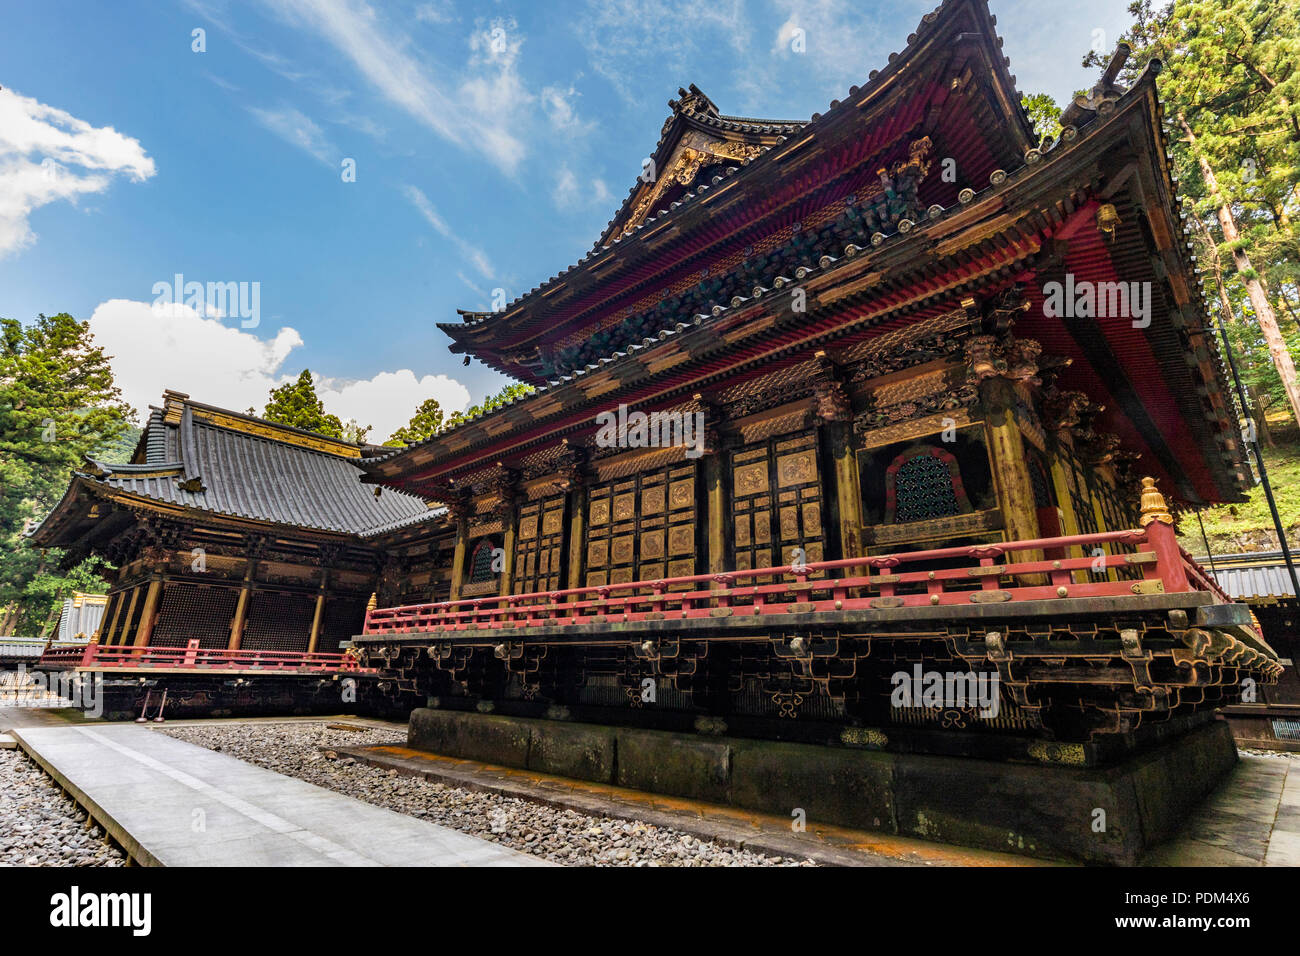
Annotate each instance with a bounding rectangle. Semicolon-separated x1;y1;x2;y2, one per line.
1138;476;1174;527
1097;203;1122;241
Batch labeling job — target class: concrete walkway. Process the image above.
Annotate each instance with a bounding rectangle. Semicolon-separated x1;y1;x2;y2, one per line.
10;724;548;867
1144;754;1300;866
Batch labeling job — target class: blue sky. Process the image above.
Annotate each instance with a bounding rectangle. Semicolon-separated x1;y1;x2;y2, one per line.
0;0;1133;441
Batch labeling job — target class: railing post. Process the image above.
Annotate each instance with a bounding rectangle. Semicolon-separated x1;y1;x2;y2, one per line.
1139;477;1190;593
80;639;98;667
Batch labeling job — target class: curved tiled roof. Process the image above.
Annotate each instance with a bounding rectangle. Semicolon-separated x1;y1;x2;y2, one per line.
75;399;435;536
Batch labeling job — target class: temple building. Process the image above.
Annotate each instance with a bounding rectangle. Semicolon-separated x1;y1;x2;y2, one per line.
357;0;1276;736
29;391;453;655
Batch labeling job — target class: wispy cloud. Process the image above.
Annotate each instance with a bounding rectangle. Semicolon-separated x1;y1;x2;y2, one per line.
0;86;155;257
574;0;753;105
553;164;611;210
402;184;495;279
250;0;533;175
414;0;456;25
247;105;337;165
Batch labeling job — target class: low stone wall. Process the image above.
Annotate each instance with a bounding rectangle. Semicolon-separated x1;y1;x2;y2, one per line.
408;708;1239;864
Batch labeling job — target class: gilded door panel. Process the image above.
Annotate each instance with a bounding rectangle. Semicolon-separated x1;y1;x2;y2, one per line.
513;494;567;595
582;463;697;592
730;430;826;581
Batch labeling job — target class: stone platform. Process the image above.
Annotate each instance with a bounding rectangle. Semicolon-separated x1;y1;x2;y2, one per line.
407;707;1241;865
11;723;548;867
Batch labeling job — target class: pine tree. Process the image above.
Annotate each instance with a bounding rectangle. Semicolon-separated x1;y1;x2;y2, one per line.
385;397;445;447
444;382;536;429
0;313;135;631
261;369;370;442
1091;0;1300;422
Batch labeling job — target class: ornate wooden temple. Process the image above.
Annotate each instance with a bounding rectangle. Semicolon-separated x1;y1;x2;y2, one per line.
354;0;1281;775
29;390;449;657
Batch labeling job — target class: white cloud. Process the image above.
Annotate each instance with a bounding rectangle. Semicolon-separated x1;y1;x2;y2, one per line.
317;370;471;441
254;0;531;174
90;299;302;418
541;84;594;135
574;0;752;104
0;86;155;257
88;298;469;442
247;105;337;165
765;0;908;93
402;184;495;279
553;164;612;210
414;0;456;25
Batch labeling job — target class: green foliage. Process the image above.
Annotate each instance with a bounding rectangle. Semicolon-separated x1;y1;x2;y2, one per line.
1021;92;1063;141
1092;0;1300;419
443;382;536;429
0;313;135;634
261;369;371;443
1178;427;1300;552
384;397;445;447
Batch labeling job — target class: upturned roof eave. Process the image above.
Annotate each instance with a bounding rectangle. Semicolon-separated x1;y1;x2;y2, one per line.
439;0;1034;370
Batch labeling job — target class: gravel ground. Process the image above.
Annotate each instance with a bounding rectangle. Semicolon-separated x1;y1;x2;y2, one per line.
0;749;126;867
161;721;814;867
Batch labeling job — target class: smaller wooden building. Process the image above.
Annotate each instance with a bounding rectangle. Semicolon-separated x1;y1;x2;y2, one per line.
29;391;454;654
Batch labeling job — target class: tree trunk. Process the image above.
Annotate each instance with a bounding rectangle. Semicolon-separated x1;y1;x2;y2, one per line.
1180;114;1300;428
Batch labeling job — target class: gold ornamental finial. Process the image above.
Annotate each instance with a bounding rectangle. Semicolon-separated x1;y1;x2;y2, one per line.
1138;476;1174;527
366;592;378;613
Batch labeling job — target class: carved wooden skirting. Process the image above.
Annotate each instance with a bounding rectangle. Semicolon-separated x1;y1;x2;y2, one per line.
513;493;567;595
585;463;697;588
731;430;825;580
863;508;1003;547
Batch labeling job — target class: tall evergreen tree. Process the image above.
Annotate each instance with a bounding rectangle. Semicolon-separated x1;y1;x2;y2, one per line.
1089;0;1300;421
384;397;445;447
443;382;536;429
0;313;134;632
261;369;370;443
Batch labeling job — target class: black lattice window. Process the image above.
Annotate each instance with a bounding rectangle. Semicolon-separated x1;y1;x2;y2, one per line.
468;538;500;585
317;596;368;653
1064;448;1100;536
886;447;970;524
1028;456;1053;509
149;585;238;648
241;591;313;653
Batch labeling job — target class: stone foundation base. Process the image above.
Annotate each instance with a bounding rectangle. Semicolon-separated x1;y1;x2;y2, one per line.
407;708;1239;864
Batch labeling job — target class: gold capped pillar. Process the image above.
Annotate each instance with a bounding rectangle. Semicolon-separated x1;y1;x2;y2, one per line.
965;325;1043;564
812;360;862;567
132;570;164;647
446;491;471;602
493;466;521;599
227;549;258;651
559;444;589;600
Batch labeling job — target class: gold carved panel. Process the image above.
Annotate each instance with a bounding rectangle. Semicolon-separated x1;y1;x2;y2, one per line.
734;462;769;496
518;516;538;541
641;530;665;560
641;486;665;514
587;540;608;568
542;510;564;535
614;493;636;522
668;559;694;579
777;452;817;487
590;498;610;525
612;536;635;565
669;526;694;555
669;480;694;510
780;506;800;540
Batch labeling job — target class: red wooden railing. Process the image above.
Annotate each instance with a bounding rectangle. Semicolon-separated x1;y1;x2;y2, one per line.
363;523;1227;637
36;640;374;674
